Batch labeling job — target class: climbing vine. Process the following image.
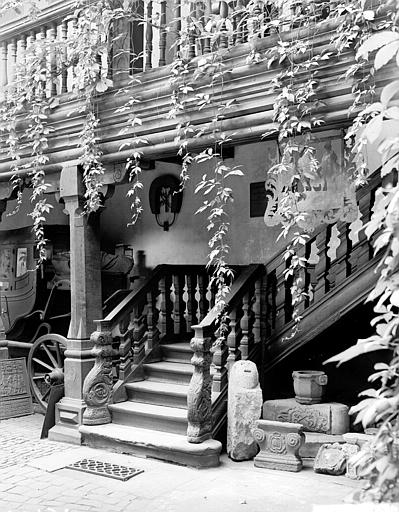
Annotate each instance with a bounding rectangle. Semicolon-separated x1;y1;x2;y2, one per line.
1;0;399;501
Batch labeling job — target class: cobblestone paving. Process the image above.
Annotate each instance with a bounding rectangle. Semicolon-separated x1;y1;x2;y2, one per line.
0;414;138;512
0;413;362;512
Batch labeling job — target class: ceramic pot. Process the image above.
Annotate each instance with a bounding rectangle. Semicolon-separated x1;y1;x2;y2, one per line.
292;370;328;404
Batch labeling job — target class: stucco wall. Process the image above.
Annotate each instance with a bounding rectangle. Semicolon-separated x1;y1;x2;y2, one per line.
101;141;285;268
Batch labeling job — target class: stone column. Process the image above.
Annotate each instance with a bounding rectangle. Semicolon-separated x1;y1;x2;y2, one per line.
49;165;103;444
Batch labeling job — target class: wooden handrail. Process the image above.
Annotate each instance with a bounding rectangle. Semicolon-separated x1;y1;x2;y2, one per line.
192;263;265;330
96;264;207;327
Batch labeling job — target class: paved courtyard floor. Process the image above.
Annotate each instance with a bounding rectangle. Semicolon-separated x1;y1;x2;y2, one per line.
0;413;364;512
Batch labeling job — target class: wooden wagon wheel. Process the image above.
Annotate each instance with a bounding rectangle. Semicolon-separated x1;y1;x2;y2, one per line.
28;333;67;413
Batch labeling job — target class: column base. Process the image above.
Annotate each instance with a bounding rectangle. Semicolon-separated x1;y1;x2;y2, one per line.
48;397;86;445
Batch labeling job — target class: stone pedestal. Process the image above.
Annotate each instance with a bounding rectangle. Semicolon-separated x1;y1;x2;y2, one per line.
227;360;263;461
263;398;349;434
49;166;103;445
253;419;305;472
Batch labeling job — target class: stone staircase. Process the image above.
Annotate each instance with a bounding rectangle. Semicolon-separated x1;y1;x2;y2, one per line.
79;264;264;468
81;339;223;468
109;342;192;435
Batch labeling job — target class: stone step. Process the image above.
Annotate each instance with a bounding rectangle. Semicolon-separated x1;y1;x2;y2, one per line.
109;401;188;435
161;342;192;363
143;361;193;385
80;423;222;468
125;380;188;409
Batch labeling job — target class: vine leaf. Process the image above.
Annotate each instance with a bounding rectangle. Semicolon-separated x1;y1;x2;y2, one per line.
381;80;399;107
375;41;399;70
356;31;399;60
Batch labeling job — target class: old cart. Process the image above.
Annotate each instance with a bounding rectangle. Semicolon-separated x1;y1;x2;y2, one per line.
0;226;133;411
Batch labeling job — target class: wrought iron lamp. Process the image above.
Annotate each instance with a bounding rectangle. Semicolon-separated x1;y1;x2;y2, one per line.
149;174;183;231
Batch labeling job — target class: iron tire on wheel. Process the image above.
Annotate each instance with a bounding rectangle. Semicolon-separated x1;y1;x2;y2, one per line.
28;333;67;413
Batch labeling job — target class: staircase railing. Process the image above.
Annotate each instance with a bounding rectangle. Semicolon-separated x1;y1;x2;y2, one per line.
263;168;383;373
81;263;225;425
187;263;265;443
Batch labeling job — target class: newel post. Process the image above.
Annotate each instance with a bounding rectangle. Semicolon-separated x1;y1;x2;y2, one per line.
82;326;114;425
187;325;213;443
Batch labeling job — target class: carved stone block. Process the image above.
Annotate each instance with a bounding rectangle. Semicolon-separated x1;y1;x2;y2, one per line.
227;360;263;461
0;358;33;420
263;398;349;434
314;442;356;475
342;433;375;480
253;419;305;472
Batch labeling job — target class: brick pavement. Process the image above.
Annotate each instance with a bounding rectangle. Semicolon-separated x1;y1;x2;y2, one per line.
0;413;363;512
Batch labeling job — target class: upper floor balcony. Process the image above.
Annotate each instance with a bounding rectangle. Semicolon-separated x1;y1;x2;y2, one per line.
0;0;395;181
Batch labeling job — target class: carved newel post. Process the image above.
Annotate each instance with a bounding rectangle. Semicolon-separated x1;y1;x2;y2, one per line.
187;325;213;443
82;328;114;425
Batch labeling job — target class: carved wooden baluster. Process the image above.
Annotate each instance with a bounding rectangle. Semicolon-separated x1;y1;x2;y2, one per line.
239;292;251;359
184;273;197;331
187;325;212;443
349;193;370;274
174;0;182;56
313;229;329;303
132;303;145;364
0;41;8;100
172;273;185;334
203;0;211;54
274;260;286;331
226;306;241;370
158;0;167;66
83;326;114;425
265;271;276;336
212;323;228;393
295;243;307;316
198;273;209;320
145;0;153;69
306;238;320;306
325;224;341;291
218;1;229;49
49;22;57;96
253;277;262;344
159;273;172;336
61;21;68;93
334;221;350;287
208;278;217;309
39;26;47;98
118;315;132;381
252;1;261;37
187;1;196;59
147;287;160;350
196;1;205;54
234;0;244;44
18;35;27;91
8;38;17;93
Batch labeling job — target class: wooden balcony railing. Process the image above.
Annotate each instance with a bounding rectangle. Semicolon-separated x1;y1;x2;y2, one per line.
0;0;331;101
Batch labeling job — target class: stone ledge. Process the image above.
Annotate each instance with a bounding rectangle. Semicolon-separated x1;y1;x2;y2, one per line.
79;424;222;468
